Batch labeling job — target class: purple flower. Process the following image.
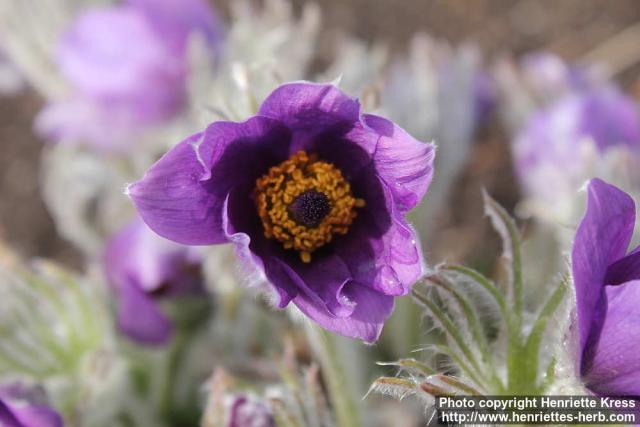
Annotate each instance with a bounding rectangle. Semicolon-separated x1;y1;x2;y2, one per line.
514;85;640;184
228;395;274;427
37;0;222;150
473;72;497;127
128;82;435;342
103;218;204;346
520;52;584;100
0;383;63;427
572;178;640;396
126;0;223;55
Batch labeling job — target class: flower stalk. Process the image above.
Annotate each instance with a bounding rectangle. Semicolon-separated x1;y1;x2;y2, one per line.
304;324;361;427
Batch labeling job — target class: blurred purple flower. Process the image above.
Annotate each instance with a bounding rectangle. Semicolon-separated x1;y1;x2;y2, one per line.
0;383;63;427
572;178;640;396
228;395;274;427
514;85;640;185
103;218;204;346
126;0;223;54
37;0;222;150
473;72;497;127
520;52;586;100
128;82;435;342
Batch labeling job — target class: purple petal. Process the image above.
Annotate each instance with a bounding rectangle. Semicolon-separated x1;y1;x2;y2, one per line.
258;82;360;146
302;122;377;184
57;7;181;98
0;390;63;427
0;401;21;427
230;163;399;341
117;282;172;345
292;282;394;343
605;246;640;286
579;86;640;152
127;0;223;54
225;176;380;318
129;117;290;245
306;118;429;296
336;182;424;296
514;100;580;181
222;193;298;308
129;132;220;245
267;255;355;318
339;222;423;297
12;406;63;427
104;219;195;293
521;52;574;97
46;4;190;147
225;162;354;311
361;114;435;212
515;85;640;182
473;72;497;126
572;178;636;359
583;280;640;396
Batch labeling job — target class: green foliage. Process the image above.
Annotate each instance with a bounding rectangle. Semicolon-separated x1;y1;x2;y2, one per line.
372;192;568;403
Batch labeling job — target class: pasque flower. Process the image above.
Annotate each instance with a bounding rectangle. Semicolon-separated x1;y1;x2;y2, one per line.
515;84;640;184
37;0;222;150
572;178;640;396
103;218;204;345
512;84;640;230
129;82;435;342
519;52;588;102
0;383;63;427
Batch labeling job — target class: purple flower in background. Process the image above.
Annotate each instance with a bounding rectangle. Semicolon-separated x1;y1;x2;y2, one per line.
228;395;274;427
37;0;222;150
514;84;640;185
473;72;497;127
103;218;204;345
572;178;640;396
0;383;63;427
128;82;435;342
520;52;582;100
126;0;223;54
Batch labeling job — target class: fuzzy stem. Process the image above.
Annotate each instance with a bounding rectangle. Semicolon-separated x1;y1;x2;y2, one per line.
431;344;486;390
481;194;527;393
440;264;510;324
436;375;482;396
412;288;487;385
482;192;523;322
304;325;361;427
523;279;567;392
377;358;436;376
427;275;505;392
420;382;454;397
270;398;303;427
160;329;195;424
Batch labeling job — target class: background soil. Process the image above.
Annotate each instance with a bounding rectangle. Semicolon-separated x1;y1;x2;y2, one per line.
2;0;640;266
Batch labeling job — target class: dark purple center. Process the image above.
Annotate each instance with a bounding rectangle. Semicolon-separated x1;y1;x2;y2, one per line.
288;190;331;227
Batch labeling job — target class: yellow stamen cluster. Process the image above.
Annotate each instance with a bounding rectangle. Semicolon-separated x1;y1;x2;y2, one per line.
254;151;365;263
